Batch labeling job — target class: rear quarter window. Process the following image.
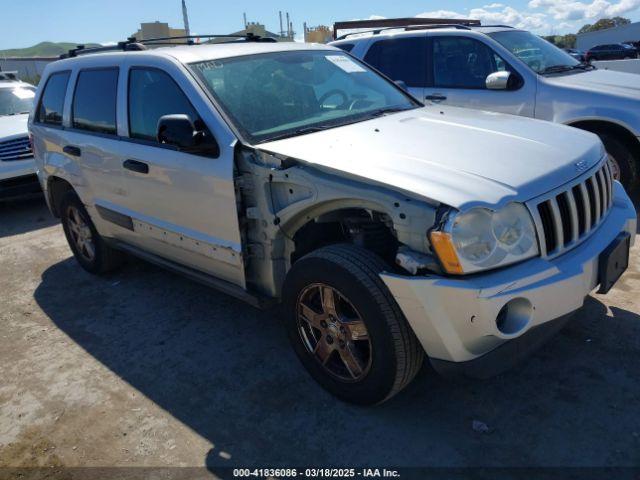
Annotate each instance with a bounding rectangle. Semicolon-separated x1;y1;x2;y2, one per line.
72;68;119;135
37;71;71;126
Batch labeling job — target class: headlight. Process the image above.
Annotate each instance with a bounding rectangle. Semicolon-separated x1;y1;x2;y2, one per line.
430;203;539;275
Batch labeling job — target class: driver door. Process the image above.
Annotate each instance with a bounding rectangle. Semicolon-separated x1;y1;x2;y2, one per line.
112;63;246;288
424;36;536;117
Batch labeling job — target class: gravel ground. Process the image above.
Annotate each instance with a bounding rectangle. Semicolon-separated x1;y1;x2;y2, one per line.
1;194;639;475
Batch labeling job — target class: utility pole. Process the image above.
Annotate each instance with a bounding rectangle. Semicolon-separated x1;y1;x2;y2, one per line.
286;12;290;38
181;0;191;37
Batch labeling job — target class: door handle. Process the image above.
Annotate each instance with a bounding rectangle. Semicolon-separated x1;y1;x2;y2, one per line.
63;145;81;157
123;159;149;174
425;94;447;102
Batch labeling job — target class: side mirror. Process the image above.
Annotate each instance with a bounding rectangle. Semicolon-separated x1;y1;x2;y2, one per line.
394;80;408;91
486;71;513;90
157;114;219;157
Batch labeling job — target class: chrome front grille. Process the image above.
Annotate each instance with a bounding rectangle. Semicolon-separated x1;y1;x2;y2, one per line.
0;136;33;162
530;161;614;258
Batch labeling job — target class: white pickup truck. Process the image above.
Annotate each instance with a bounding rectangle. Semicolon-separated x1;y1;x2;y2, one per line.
30;39;636;405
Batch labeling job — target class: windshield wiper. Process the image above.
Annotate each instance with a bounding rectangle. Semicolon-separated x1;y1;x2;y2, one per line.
369;106;413;118
573;62;596;71
260;125;335;143
541;63;595;75
540;65;574;74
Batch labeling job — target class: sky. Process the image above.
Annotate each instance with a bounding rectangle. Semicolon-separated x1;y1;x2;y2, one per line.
2;0;640;50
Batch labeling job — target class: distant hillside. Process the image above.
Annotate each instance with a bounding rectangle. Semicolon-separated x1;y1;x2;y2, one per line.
0;41;102;58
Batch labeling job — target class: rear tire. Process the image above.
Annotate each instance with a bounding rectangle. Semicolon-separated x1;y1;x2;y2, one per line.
282;244;424;405
60;191;124;274
597;133;638;191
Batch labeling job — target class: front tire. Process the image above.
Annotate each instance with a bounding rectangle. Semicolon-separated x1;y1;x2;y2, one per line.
60;191;123;274
282;244;424;405
598;133;638;191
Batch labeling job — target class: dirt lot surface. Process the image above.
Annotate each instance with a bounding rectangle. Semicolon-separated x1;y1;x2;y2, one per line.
1;195;639;475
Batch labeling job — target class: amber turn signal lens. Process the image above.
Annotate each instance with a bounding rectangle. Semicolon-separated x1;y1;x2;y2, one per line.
430;231;464;275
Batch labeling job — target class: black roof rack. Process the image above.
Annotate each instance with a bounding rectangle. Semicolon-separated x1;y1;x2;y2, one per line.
333;17;481;39
60;33;276;59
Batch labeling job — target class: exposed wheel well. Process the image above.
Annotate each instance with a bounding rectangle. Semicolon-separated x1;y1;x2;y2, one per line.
569;120;640;160
290;208;398;266
47;176;74;218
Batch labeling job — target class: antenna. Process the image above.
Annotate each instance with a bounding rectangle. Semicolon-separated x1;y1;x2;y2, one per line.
181;0;191;37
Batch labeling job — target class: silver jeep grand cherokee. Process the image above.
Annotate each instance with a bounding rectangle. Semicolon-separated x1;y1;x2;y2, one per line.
30;39;636;405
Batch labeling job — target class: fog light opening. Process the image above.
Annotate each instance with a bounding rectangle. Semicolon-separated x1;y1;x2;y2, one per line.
496;298;532;335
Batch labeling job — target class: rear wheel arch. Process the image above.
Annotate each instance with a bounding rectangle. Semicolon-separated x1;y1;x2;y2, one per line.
47;176;75;218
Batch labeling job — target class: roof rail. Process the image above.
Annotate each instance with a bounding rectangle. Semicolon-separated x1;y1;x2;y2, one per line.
333;17;481;39
476;24;514;29
60;33;276;59
60;38;146;59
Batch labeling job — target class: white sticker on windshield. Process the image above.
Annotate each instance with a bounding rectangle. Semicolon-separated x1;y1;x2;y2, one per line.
325;55;366;73
12;88;35;100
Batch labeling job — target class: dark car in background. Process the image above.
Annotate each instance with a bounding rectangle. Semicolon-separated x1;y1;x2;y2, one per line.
564;48;586;62
586;43;638;62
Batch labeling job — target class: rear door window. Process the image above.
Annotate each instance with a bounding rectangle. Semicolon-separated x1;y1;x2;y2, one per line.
37;71;70;126
128;68;199;142
72;68;119;135
364;37;427;87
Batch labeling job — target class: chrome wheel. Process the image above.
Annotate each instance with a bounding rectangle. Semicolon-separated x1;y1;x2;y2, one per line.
66;205;95;262
296;283;372;382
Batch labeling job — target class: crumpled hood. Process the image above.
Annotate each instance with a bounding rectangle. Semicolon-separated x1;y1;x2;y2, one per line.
0;114;29;140
258;106;604;210
544;69;640;100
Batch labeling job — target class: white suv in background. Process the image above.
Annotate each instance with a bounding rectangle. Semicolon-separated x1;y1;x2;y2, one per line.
333;24;640;190
0;72;39;200
30;40;636;405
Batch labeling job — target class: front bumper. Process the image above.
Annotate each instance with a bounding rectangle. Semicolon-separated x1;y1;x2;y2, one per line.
381;182;637;373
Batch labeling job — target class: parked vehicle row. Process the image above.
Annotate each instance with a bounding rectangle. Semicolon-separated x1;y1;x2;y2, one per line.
30;38;636;405
585;43;639;62
0;72;39;200
331;25;640;191
564;48;586;62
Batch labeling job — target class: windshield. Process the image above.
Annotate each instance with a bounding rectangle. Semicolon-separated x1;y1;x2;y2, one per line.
0;85;36;116
489;30;580;74
190;50;418;143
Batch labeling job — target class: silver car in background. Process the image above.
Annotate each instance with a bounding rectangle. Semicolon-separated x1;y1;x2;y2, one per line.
334;25;640;190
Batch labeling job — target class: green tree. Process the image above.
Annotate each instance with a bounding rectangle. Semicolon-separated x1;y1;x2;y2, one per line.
579;17;631;34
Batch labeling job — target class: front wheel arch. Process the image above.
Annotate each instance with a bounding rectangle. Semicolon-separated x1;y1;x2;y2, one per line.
568;120;640;189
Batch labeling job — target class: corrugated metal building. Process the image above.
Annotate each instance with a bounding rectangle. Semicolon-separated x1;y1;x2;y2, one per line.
576;21;640;51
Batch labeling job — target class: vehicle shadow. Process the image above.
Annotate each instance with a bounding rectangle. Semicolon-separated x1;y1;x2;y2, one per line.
34;257;640;468
0;196;57;238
